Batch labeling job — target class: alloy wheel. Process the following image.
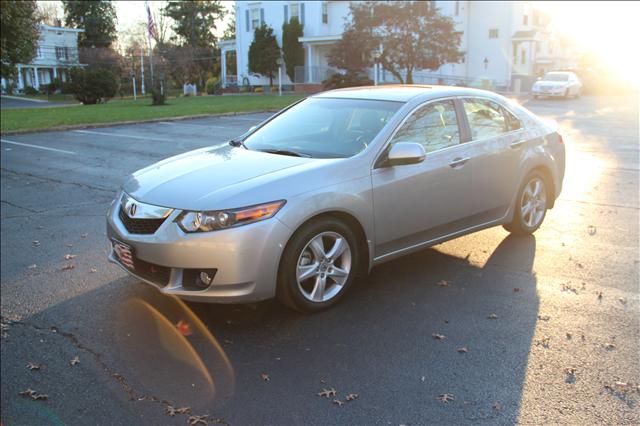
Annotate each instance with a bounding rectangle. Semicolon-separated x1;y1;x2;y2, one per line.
296;232;352;303
520;177;547;228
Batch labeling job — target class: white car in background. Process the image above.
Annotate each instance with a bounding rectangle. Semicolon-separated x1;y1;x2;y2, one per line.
531;71;583;99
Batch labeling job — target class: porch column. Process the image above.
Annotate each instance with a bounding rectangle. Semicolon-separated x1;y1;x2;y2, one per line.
17;65;24;89
221;50;227;89
53;67;58;79
33;67;40;89
307;45;313;83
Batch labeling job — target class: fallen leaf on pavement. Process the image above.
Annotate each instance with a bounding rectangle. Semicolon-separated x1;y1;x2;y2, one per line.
188;415;209;426
318;388;337;398
566;333;573;340
588;225;597;235
513;288;520;292
69;356;80;366
436;280;450;287
64;254;77;260
565;367;577;375
261;373;270;381
619;298;627;305
457;347;468;353
597;291;603;300
26;362;41;371
538;315;551;321
32;240;40;246
432;333;446;341
81;233;88;238
166;405;191;416
19;389;48;400
90;268;97;273
333;399;344;406
487;313;498;319
176;320;193;337
61;264;75;271
437;393;455;404
345;393;359;401
535;336;550;348
492;401;502;412
604;343;616;351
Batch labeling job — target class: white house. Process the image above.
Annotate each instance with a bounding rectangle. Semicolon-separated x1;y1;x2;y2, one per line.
227;1;576;91
1;24;85;92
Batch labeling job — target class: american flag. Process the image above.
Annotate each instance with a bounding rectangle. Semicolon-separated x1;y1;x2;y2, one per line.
146;2;157;41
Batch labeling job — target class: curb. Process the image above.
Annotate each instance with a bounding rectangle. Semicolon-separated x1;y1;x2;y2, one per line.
0;109;280;136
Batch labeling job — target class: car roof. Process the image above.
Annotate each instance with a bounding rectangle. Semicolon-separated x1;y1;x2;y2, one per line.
312;85;502;103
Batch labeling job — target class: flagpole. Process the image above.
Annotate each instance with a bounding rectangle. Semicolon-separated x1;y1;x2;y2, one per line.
146;1;155;87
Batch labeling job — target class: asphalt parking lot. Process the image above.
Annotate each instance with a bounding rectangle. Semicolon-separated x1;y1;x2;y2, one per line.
1;95;639;425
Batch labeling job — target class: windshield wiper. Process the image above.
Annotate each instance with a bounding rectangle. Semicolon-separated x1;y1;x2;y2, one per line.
228;138;248;149
257;148;311;158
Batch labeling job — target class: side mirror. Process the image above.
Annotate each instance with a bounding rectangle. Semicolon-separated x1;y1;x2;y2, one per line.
387;142;426;166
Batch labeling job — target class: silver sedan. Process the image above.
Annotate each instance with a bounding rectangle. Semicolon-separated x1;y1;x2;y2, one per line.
107;86;565;313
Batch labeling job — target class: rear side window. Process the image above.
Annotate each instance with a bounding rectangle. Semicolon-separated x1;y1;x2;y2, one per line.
463;99;508;140
390;100;460;153
502;107;522;131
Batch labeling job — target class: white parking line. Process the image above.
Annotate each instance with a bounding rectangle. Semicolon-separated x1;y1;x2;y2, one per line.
223;116;267;122
158;121;228;129
73;129;176;142
0;139;76;155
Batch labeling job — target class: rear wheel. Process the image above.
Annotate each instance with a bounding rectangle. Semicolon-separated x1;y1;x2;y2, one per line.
504;171;549;235
277;218;360;313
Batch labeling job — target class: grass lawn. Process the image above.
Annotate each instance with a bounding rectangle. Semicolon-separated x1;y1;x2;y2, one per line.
1;94;305;133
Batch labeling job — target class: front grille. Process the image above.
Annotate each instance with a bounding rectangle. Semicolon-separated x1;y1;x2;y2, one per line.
119;208;166;234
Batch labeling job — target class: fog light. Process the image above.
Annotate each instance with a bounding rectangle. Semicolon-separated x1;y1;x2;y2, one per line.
199;271;213;286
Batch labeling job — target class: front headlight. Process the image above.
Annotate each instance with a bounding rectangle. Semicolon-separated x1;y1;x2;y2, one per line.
176;200;286;233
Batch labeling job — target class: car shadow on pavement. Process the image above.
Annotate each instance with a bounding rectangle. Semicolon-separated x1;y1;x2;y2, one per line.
3;233;539;425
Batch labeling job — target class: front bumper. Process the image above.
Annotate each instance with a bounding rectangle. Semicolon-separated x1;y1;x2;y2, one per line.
106;197;291;303
532;88;566;97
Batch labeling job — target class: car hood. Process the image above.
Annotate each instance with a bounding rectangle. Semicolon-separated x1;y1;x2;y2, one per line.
122;145;343;211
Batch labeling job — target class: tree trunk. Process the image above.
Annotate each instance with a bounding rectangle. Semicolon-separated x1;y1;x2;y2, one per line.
406;68;413;84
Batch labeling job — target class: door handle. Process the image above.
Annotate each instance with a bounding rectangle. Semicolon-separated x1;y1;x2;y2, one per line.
449;157;470;168
510;140;526;149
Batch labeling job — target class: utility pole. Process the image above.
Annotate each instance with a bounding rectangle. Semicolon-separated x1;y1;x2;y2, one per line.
140;46;146;95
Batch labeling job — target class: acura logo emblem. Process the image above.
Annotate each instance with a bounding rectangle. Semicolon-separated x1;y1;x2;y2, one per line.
128;202;137;217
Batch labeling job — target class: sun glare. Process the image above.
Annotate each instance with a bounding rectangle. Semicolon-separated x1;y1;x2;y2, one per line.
536;1;640;87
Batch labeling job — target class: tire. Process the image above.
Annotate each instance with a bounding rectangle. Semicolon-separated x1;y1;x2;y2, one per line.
503;171;549;235
277;217;361;313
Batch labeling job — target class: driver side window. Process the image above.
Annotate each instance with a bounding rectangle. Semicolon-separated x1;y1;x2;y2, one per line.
390;100;460;153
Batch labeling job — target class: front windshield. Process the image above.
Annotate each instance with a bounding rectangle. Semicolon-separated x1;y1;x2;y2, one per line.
243;97;403;158
543;73;569;81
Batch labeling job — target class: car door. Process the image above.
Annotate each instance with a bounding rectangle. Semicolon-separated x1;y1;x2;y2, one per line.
371;99;473;260
459;97;526;225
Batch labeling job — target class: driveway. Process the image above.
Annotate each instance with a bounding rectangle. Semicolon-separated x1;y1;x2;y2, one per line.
1;98;639;425
1;95;77;109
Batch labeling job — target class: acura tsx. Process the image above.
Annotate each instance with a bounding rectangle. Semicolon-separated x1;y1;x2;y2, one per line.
107;85;565;313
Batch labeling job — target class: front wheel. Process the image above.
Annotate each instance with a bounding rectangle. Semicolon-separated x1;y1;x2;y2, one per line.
277;218;360;313
504;172;549;235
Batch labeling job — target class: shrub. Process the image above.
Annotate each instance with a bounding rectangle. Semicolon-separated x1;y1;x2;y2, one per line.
254;86;263;93
67;67;118;104
23;86;39;95
239;86;249;93
322;71;373;90
205;77;219;95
